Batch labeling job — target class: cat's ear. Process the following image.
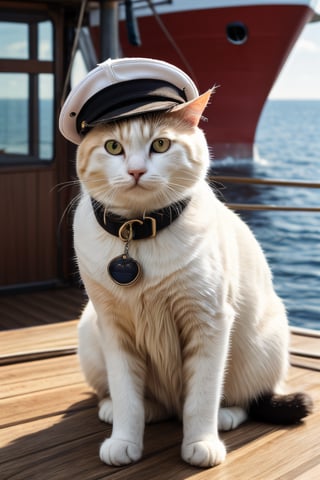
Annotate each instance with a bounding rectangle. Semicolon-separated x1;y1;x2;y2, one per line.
170;88;214;127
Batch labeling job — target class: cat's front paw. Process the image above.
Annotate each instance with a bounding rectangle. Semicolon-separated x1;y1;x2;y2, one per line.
98;398;113;423
181;438;226;467
99;438;142;466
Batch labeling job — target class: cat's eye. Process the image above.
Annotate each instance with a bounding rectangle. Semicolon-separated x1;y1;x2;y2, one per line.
104;140;124;155
151;138;171;153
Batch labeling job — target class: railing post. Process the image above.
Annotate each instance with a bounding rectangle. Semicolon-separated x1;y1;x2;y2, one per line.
100;0;120;60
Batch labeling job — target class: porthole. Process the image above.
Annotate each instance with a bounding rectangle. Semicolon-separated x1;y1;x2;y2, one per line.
226;22;248;45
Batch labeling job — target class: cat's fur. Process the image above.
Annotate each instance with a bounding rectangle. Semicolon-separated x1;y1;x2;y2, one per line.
75;90;312;468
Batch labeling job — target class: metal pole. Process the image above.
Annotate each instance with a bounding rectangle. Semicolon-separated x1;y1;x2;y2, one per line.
100;0;120;60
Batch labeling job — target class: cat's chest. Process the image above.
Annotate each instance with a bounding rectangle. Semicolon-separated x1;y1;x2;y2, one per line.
134;282;185;412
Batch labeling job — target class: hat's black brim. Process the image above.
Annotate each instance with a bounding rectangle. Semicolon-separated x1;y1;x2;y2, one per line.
85;100;178;129
77;78;187;135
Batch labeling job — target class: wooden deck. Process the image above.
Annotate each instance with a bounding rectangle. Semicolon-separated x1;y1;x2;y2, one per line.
0;321;319;479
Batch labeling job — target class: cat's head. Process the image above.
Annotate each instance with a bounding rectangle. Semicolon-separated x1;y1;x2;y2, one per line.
76;89;212;216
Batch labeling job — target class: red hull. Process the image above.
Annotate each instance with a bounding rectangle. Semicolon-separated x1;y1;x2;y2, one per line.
93;4;314;159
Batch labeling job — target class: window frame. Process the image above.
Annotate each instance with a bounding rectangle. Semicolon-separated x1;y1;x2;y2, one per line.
0;11;55;165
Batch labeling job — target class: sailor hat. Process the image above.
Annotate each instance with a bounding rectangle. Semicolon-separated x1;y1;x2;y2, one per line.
59;57;199;145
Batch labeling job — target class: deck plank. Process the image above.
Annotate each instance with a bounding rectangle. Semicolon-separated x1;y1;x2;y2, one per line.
290;329;320;357
0;320;78;359
0;322;319;479
1;355;80;390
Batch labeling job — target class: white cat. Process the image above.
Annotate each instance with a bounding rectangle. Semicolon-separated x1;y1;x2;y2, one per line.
74;89;312;468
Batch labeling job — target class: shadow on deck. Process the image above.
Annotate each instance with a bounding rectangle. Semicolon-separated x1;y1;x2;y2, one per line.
0;286;86;330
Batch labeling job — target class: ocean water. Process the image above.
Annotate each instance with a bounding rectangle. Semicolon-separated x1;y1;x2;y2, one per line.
212;100;320;330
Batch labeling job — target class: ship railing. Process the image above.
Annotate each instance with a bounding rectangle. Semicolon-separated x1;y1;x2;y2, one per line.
209;175;320;212
209;174;320;342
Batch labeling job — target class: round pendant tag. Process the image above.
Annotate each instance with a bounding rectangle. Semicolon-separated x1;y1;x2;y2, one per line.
108;254;142;286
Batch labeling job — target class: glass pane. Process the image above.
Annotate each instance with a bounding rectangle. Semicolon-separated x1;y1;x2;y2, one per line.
0;74;29;155
39;74;54;160
0;22;28;59
38;21;53;61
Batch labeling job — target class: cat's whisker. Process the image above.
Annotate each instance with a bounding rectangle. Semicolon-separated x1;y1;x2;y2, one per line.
58;192;82;231
51;178;81;194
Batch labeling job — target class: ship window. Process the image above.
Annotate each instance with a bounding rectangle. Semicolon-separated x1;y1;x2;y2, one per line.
226;22;248;45
0;16;55;165
0;22;28;59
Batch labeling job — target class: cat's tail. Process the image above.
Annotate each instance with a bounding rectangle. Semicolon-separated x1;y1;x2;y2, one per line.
248;392;313;425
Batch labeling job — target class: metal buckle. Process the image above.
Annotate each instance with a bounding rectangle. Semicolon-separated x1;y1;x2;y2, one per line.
118;219;144;242
143;216;157;238
118;216;157;241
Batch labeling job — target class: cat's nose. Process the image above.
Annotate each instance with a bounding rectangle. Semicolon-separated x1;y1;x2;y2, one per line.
128;169;146;183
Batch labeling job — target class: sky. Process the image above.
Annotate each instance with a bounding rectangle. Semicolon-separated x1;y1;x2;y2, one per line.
269;20;320;99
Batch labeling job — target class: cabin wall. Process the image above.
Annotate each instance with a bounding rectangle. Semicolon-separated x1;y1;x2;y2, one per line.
0;1;78;291
0;166;57;286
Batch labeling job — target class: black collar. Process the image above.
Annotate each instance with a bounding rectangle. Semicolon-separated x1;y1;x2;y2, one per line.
91;197;190;240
